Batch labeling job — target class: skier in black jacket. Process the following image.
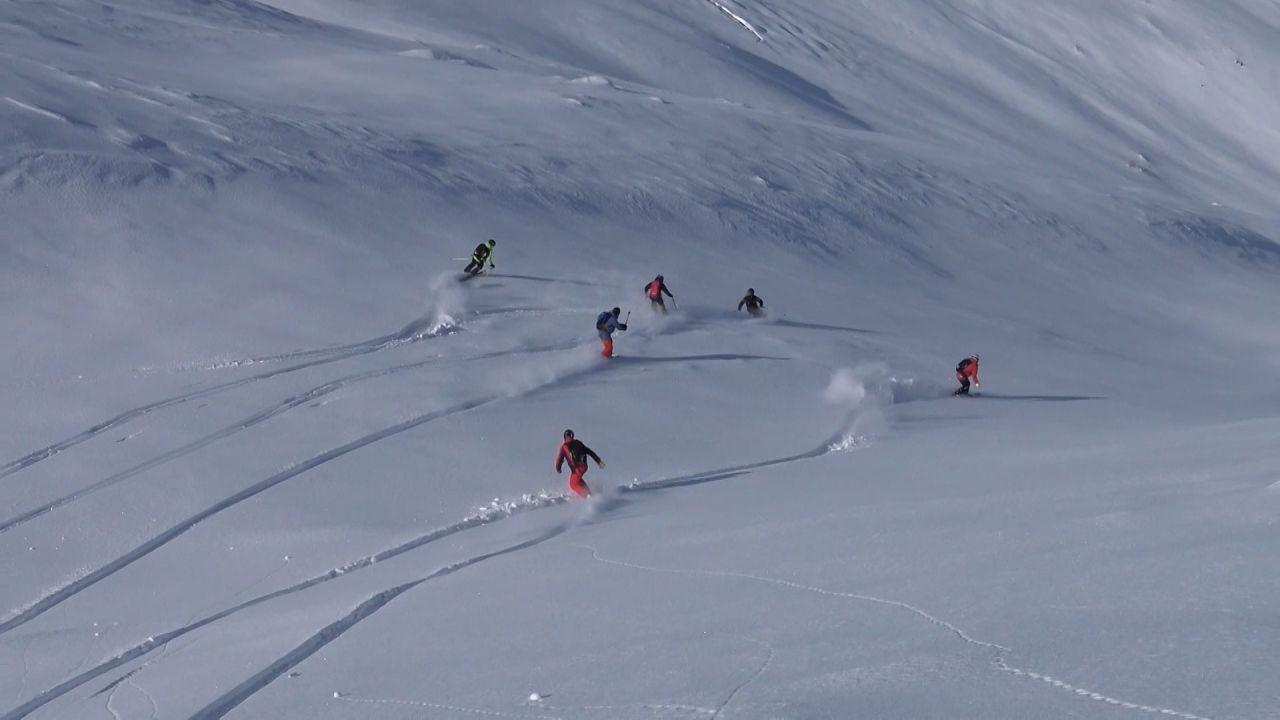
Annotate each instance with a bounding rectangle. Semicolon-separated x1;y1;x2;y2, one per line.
463;239;496;275
737;288;765;317
555;429;604;497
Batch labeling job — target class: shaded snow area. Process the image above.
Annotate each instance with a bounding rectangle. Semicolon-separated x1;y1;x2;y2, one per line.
3;1;1280;718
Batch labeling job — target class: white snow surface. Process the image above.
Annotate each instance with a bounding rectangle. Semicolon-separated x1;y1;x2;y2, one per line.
2;1;1279;718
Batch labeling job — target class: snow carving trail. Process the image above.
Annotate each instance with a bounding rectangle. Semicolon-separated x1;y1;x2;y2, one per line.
0;394;500;637
0;313;456;482
710;637;774;719
2;407;870;712
0;338;583;535
187;523;573;720
580;547;1218;720
0;494;571;719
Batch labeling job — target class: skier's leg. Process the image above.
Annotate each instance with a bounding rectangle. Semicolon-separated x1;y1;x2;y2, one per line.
601;337;614;358
569;464;590;497
464;260;480;274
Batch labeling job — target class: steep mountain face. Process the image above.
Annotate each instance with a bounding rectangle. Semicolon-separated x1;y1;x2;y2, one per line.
1;2;1277;719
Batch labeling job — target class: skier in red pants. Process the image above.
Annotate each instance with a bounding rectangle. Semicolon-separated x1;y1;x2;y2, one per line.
954;354;980;395
555;429;604;498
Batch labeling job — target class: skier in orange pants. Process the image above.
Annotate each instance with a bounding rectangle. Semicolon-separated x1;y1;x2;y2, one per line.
595;307;628;358
555;429;604;497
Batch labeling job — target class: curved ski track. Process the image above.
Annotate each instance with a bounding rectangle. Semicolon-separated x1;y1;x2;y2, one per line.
3;412;861;718
582;547;1217;720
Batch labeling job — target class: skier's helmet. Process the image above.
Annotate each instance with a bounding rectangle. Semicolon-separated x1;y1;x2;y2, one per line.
487;239;496;246
611;307;621;316
564;429;575;439
972;354;980;362
656;274;664;281
747;288;755;294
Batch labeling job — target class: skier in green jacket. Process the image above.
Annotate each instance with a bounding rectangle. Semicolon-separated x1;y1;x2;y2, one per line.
464;239;496;275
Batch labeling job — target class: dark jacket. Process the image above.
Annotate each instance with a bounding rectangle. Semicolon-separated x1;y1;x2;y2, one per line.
556;439;601;471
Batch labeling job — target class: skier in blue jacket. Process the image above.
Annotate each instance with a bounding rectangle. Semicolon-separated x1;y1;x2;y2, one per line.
596;307;628;358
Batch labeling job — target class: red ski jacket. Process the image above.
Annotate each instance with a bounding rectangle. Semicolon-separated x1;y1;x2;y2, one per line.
555;439;601;471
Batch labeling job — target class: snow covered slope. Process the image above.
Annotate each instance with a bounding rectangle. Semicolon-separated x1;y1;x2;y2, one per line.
1;1;1277;718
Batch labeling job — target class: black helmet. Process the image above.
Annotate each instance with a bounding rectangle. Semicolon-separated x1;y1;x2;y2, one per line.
747;287;755;294
563;429;575;439
487;238;496;246
611;307;621;316
656;274;664;281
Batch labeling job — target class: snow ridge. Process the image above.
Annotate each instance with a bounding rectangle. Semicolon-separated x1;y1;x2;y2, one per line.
580;546;1216;720
703;0;765;42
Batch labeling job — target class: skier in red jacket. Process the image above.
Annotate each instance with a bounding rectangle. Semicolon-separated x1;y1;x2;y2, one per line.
644;275;674;313
555;429;604;498
955;355;980;395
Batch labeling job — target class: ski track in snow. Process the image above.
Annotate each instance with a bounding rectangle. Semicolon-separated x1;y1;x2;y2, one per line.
0;494;573;719
0;343;807;637
710;637;774;719
2;407;871;717
0;394;502;637
0;338;583;535
580;547;1217;720
187;523;573;720
0;313;456;482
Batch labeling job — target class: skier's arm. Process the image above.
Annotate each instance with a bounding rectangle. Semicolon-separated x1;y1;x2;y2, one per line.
737;297;746;311
554;447;565;473
582;444;603;466
488;247;495;268
662;284;673;298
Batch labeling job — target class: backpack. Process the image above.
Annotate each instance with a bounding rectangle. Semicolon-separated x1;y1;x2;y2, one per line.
956;358;973;373
596;311;612;330
647;280;662;299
